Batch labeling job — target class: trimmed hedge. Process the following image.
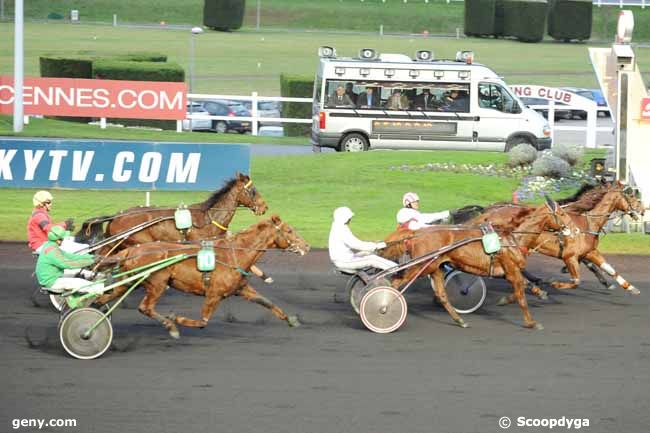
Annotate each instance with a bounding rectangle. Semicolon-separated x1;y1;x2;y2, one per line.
548;0;592;41
464;0;496;37
93;60;185;130
502;0;548;42
280;74;313;137
114;53;168;62
39;56;93;79
494;0;506;37
203;0;245;31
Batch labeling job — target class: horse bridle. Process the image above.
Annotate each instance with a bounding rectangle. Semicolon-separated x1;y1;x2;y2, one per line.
242;179;261;214
203;179;259;231
273;223;303;254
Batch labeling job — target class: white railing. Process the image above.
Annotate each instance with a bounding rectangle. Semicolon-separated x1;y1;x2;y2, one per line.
179;92;313;135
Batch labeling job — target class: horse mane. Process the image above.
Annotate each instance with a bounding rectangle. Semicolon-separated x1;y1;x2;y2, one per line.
200;177;241;211
556;183;597;205
561;183;609;212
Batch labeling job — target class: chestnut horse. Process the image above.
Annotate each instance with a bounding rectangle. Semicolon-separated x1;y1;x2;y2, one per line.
77;173;268;249
471;184;644;293
97;215;309;338
381;198;575;330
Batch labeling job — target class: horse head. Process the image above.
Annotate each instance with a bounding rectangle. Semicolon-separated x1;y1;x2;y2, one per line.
236;172;268;216
269;215;310;256
599;186;644;221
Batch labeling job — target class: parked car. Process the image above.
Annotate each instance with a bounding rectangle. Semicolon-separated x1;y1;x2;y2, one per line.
561;87;610;119
519;97;570;121
232;100;283;126
182;103;213;131
197;100;251;133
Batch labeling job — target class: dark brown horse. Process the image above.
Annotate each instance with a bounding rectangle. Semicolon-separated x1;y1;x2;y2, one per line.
97;215;309;338
381;199;575;330
471;184;644;293
78;173;268;250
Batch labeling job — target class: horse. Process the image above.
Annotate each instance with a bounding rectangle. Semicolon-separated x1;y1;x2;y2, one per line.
96;215;309;338
381;198;575;330
471;183;644;293
77;173;268;250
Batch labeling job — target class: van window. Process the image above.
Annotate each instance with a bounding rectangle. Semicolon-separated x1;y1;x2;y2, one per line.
479;83;520;114
324;79;470;112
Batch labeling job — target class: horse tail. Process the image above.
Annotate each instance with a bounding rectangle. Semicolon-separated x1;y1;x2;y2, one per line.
450;205;485;224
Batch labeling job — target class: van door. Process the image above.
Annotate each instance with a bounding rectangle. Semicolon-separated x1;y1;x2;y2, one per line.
476;82;523;151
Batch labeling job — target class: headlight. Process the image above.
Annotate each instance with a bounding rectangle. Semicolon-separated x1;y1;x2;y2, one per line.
543;125;551;137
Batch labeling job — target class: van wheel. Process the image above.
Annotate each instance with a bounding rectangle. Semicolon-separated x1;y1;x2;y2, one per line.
340;133;369;152
505;137;531;152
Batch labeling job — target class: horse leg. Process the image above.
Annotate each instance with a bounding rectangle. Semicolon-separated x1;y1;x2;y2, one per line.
171;295;223;329
431;269;467;328
521;269;548;300
250;264;273;284
503;259;540;330
583;250;640;295
550;256;581;289
238;284;300;327
137;279;180;339
581;258;611;289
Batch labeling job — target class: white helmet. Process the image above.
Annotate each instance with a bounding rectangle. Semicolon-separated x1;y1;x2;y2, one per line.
402;192;419;207
333;206;354;224
33;190;53;207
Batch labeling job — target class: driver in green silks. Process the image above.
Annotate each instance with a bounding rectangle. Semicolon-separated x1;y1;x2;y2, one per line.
36;226;103;294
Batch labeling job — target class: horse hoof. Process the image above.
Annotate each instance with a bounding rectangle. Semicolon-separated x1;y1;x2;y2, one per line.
288;315;301;328
456;318;469;328
168;328;180;339
607;284;617;291
537;290;548;300
534;323;545;331
628;286;641;296
496;296;509;306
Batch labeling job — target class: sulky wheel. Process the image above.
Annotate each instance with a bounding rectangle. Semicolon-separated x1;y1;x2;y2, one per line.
444;270;486;314
359;286;407;334
50;294;65;312
348;275;390;315
59;307;113;360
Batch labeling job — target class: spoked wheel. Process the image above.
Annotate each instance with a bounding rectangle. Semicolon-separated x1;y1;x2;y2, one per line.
59;307;113;360
444;270;487;314
348;275;390;315
359;286;407;334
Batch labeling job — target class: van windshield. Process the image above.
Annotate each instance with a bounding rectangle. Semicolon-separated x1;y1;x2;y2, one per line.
324;80;470;113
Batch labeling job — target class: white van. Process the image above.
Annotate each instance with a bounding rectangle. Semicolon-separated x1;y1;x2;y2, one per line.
311;47;551;152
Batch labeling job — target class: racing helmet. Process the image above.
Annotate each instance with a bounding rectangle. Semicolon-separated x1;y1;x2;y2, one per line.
47;225;70;242
33;190;53;207
402;192;420;207
333;206;354;224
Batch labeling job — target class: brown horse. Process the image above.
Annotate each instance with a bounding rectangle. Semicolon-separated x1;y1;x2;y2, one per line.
97;215;309;338
472;184;644;293
381;199;575;330
78;173;268;250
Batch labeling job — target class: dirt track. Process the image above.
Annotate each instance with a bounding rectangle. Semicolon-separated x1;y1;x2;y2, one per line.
0;243;649;433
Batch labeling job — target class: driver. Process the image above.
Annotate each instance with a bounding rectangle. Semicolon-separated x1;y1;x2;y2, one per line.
328;206;396;272
396;192;450;230
27;190;88;254
35;226;102;294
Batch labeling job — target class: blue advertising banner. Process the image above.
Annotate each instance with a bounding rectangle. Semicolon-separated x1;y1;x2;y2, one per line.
0;138;250;190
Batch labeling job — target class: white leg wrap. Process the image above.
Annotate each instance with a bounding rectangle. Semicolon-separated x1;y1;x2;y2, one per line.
600;263;616;276
616;275;627;286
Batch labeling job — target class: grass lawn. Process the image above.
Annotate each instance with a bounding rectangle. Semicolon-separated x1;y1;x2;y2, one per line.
1;23;649;95
4;1;650;40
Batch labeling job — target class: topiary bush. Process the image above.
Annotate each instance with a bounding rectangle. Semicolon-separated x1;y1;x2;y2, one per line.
507;143;538;167
551;143;584;166
532;152;570;178
464;0;497;37
203;0;246;31
40;56;94;79
548;0;592;42
502;0;548;42
280;74;313;137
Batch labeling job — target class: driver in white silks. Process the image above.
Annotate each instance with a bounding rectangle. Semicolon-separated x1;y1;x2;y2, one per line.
328;207;397;273
396;192;451;230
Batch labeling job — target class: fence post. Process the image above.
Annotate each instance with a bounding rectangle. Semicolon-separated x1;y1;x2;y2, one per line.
252;91;259;136
548;100;556;145
23;115;29;125
176;120;182;132
586;104;597;148
380;24;383;36
100;118;107;129
113;14;117;26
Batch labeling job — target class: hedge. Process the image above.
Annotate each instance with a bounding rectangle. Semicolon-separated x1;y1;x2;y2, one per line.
280;74;313;137
113;53;168;62
39;56;93;79
203;0;246;31
494;0;506;37
502;0;548;42
464;0;497;37
548;0;592;41
93;60;185;130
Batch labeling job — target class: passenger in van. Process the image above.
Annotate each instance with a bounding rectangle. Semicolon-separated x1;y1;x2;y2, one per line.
327;85;355;108
357;87;381;108
442;89;469;112
345;82;359;105
385;89;410;110
414;88;436;111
